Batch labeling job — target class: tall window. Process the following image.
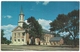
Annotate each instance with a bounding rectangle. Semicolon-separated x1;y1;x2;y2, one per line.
14;33;16;38
14;39;16;42
18;33;20;37
20;16;21;20
22;39;24;42
22;34;24;36
22;32;25;36
18;39;20;42
14;33;16;36
22;33;25;38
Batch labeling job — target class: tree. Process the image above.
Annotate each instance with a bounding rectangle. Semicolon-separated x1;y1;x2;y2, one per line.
1;29;7;44
7;40;11;45
50;10;79;47
1;29;4;39
23;22;29;29
27;16;43;38
1;29;11;44
67;10;79;47
53;33;60;37
1;29;6;44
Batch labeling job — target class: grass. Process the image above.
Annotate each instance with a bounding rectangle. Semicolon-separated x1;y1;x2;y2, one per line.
1;44;79;51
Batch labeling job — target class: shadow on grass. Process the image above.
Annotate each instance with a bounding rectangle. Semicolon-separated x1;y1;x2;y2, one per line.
45;45;79;48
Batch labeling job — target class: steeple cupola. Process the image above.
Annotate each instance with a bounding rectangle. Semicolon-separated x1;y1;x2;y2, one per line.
18;6;24;27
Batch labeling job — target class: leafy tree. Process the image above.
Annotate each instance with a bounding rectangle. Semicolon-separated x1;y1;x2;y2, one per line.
27;16;43;38
1;29;11;45
26;16;43;45
1;29;4;39
50;10;79;47
67;10;79;47
1;29;6;44
53;33;60;37
6;40;11;45
23;22;29;29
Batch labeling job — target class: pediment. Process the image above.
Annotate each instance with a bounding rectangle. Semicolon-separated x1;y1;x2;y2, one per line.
12;26;25;32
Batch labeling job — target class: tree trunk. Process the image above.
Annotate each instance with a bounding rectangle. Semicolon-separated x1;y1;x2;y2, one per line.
73;37;77;47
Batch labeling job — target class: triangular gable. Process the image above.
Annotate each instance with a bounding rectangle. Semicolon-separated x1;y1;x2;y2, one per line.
12;26;25;32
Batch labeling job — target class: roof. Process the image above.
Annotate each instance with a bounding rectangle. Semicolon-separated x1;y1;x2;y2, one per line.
42;29;53;34
50;37;62;42
12;26;25;32
44;34;53;37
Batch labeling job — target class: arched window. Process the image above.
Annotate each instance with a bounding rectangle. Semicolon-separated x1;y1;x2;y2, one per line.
20;16;21;20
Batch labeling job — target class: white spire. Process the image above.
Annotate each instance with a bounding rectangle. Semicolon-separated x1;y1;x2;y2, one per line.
18;6;24;27
20;6;24;15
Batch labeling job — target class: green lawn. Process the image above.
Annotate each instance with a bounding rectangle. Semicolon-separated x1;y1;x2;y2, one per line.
1;44;79;51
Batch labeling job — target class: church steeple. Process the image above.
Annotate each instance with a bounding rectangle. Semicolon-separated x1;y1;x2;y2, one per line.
20;6;24;15
18;6;24;27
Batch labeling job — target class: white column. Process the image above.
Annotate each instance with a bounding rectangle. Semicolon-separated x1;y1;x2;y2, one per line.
24;33;26;43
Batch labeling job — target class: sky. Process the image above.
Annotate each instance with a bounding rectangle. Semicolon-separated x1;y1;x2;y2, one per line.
1;1;79;40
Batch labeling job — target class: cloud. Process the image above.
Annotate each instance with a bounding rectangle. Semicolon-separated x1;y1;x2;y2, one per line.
7;15;12;18
36;1;50;5
38;19;52;31
1;24;17;40
24;20;29;25
24;19;52;31
43;1;50;5
3;15;12;18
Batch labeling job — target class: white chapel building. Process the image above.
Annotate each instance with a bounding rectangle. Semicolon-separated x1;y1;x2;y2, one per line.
10;7;30;45
10;7;64;46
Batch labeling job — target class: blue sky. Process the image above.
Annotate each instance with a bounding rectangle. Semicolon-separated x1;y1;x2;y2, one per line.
1;1;79;40
1;1;79;25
